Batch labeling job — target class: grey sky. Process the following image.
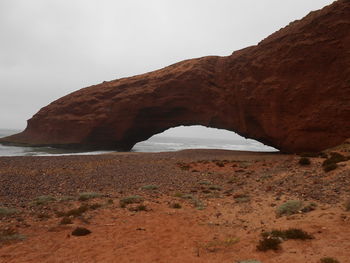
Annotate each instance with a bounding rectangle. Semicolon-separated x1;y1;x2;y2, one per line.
0;0;334;139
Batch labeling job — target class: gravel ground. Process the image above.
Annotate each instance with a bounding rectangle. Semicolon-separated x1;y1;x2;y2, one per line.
0;149;349;207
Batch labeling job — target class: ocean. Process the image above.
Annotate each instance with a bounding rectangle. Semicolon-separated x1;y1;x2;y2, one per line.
0;129;277;156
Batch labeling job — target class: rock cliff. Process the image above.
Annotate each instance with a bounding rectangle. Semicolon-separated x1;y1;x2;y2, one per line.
1;0;349;153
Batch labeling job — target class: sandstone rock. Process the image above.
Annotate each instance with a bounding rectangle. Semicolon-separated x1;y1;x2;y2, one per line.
1;0;349;153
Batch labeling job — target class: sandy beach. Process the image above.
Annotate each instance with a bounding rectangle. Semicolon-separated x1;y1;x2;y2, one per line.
0;148;350;263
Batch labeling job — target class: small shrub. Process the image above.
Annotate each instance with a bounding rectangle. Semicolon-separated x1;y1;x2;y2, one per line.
276;200;303;217
141;185;158;190
174;192;184;198
299;157;311;165
322;152;347;172
263;228;313;240
256;237;281;251
328;152;347;163
60;217;73;225
283;228;313;240
32;195;56;205
323;163;338;172
0;207;18;217
234;194;251;203
119;195;143;208
78;192;102;201
0;228;26;243
204;237;239;251
59;196;76;202
71;227;91;236
57;204;89;217
170;203;182;209
129;204;147;212
320;257;340;263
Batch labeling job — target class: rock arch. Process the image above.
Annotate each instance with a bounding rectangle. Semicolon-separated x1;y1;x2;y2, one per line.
1;0;350;153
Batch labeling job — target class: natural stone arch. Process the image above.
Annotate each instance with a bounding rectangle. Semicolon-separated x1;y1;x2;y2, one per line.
1;1;350;153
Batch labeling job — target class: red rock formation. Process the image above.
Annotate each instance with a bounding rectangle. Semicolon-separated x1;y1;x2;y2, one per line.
1;0;350;153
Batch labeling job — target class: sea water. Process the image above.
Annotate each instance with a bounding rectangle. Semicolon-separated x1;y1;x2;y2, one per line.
0;129;277;156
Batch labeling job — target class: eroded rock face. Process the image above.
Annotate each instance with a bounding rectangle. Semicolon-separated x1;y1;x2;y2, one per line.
1;0;350;153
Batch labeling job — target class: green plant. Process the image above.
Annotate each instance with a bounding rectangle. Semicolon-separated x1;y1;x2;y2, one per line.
32;195;56;205
71;227;91;236
234;194;251;203
0;207;18;217
276;200;303;217
256;237;281;251
59;196;76;202
119;195;143;208
320;257;340;263
170;203;182;209
0;228;26;243
299;157;311;165
174;192;184;198
141;185;159;190
78;192;102;201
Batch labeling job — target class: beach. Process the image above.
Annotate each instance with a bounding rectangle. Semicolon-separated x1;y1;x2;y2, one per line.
1;148;349;262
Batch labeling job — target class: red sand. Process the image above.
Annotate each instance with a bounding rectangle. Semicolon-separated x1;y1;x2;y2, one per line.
0;149;350;263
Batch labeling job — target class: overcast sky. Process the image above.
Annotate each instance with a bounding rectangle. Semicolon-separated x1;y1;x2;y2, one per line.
0;0;334;139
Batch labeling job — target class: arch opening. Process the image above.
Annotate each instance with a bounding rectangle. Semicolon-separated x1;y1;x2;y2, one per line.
132;125;278;153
